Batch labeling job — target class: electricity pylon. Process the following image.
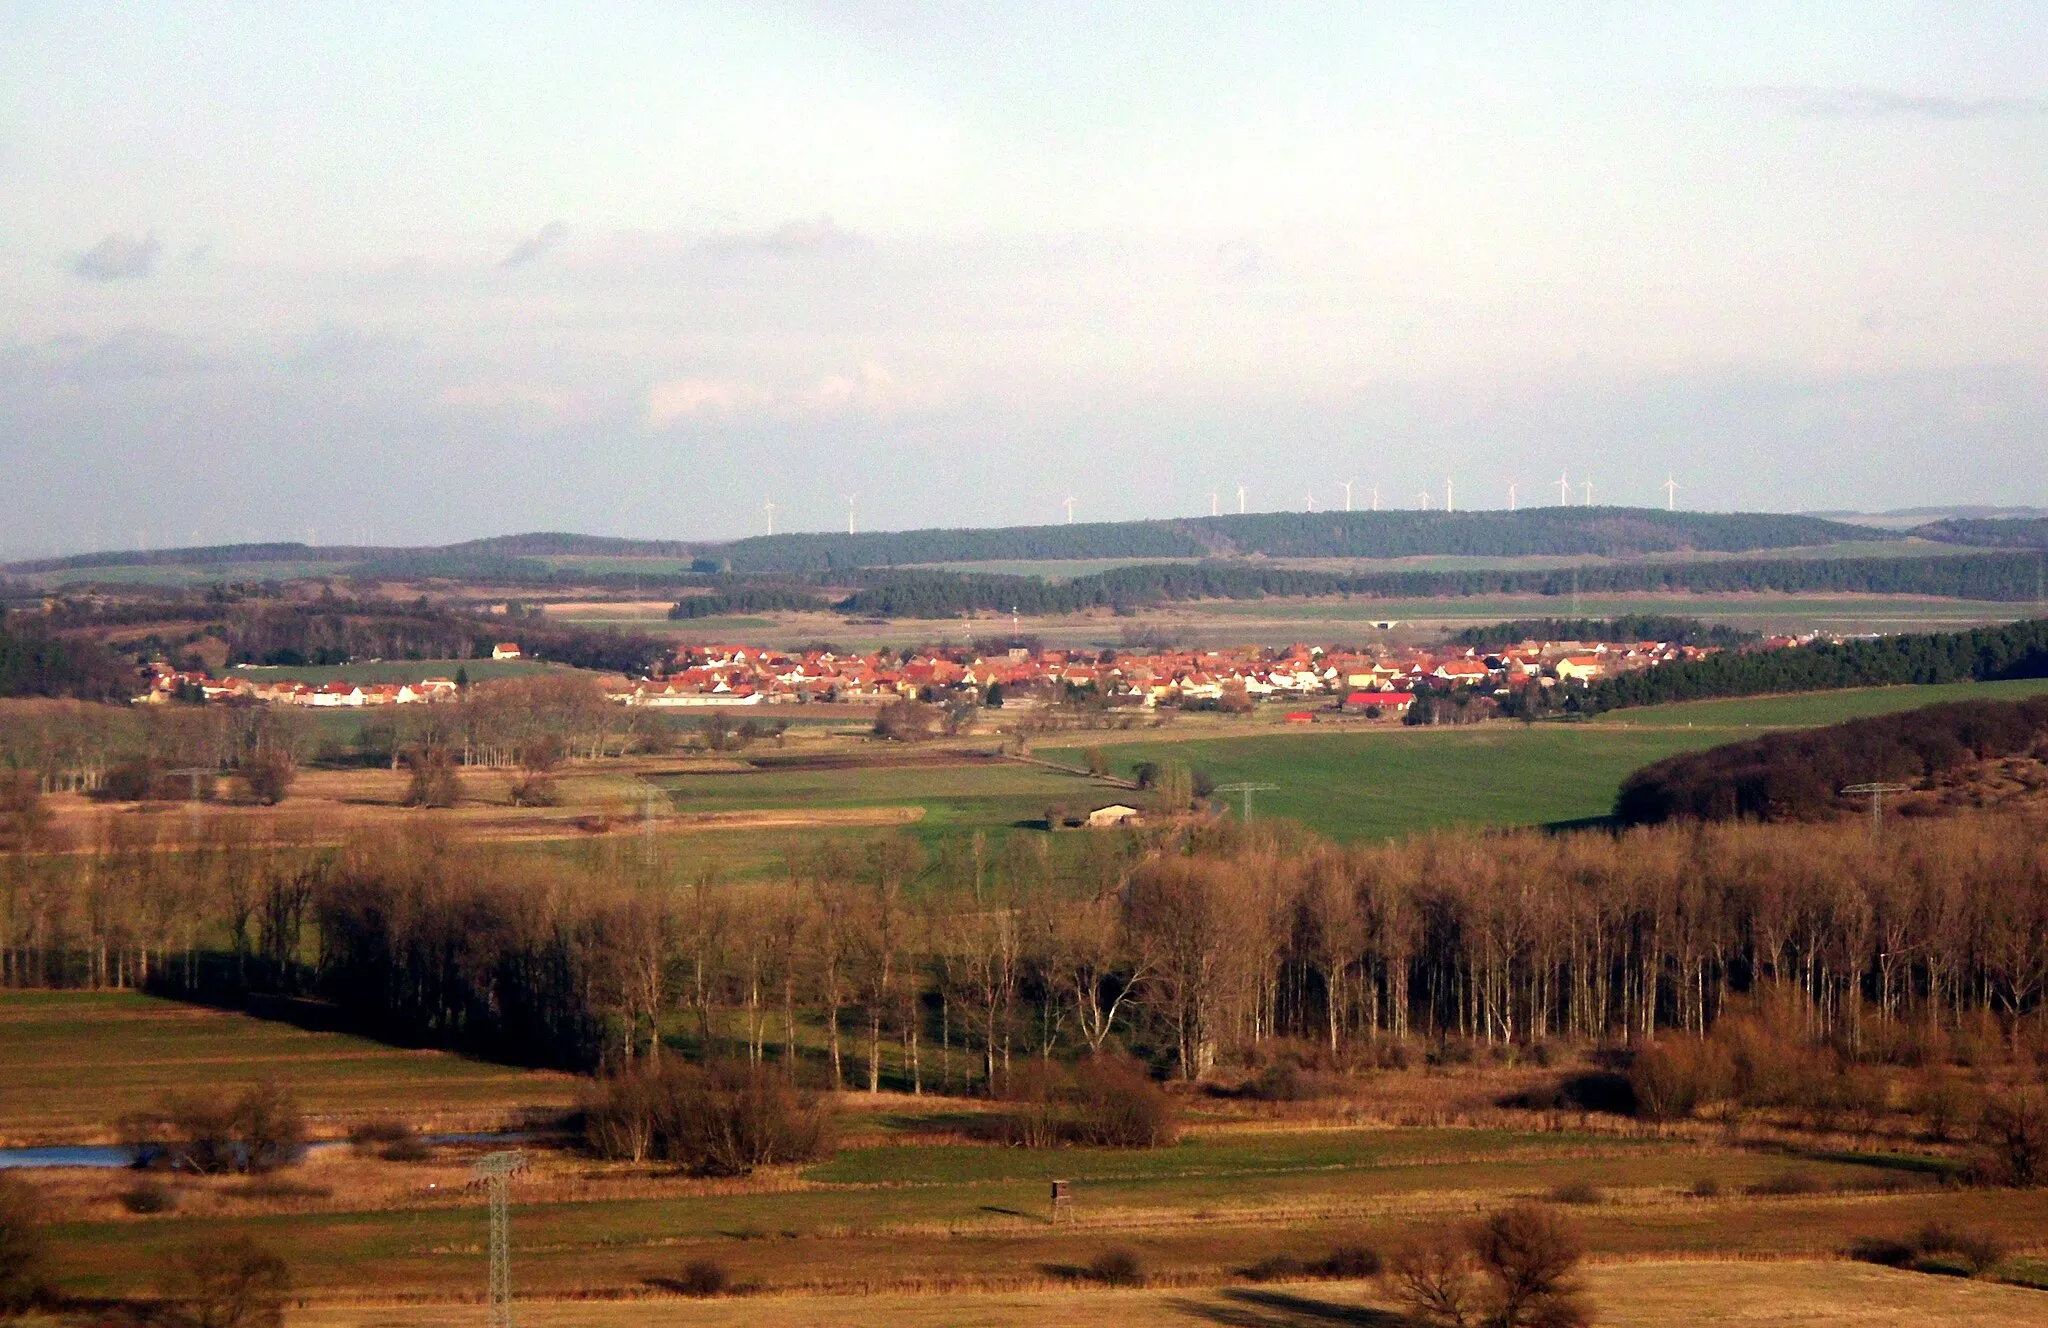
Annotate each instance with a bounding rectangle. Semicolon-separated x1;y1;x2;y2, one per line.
1841;782;1912;843
473;1150;528;1328
1214;781;1279;823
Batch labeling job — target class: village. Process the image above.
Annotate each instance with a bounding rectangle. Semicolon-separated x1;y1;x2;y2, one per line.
130;631;1762;714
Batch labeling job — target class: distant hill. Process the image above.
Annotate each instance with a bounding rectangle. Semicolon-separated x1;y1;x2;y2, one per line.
712;508;1887;572
1909;516;2048;552
9;509;1892;579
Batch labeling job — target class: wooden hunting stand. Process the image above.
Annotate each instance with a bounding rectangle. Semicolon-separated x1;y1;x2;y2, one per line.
1050;1178;1073;1224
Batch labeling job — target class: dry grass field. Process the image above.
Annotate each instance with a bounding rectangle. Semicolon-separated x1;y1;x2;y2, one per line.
280;1261;2048;1328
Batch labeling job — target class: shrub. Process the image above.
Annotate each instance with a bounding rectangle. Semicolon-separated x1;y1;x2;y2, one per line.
1239;1244;1382;1284
122;1179;180;1214
1386;1204;1589;1328
1547;1179;1603;1206
1239;1253;1307;1283
124;1083;305;1176
0;1175;50;1316
678;1259;729;1297
583;1060;834;1175
1847;1235;1917;1268
1914;1069;1976;1143
401;745;462;808
236;748;296;805
159;1235;291;1328
1689;1176;1722;1199
1070;1056;1178;1148
1629;1038;1734;1121
349;1117;428;1161
1850;1222;2006;1277
1746;1168;1824;1197
1087;1247;1145;1286
1974;1087;2046;1188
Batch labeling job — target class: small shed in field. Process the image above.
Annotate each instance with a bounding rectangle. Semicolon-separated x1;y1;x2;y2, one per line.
1086;804;1142;828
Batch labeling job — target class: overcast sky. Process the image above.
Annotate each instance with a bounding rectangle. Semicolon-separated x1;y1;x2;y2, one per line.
4;3;2046;554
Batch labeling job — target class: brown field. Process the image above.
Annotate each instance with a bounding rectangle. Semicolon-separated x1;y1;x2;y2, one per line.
279;1261;2048;1328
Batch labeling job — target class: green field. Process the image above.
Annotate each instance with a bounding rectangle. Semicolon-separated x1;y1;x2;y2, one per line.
0;990;576;1144
649;757;1100;837
1044;678;2048;840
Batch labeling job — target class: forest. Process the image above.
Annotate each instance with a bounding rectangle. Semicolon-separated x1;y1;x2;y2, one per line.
1450;616;1754;650
0;609;129;702
1613;695;2048;826
1580;617;2048;712
1915;516;2048;551
3;802;2045;1083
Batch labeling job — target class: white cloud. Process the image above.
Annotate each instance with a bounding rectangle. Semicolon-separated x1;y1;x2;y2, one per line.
646;377;763;426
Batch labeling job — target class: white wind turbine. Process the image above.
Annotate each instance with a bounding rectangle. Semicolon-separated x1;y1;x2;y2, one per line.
1503;476;1523;512
1663;475;1680;512
845;494;858;534
1236;484;1247;514
1370;484;1381;511
1444;477;1455;513
1413;489;1432;510
1062;495;1076;525
1210;491;1220;517
1339;479;1354;512
1556;471;1570;507
1304;488;1316;513
1581;477;1595;507
762;500;778;536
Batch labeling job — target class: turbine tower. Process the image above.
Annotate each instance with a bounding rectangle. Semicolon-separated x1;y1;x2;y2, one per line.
1062;495;1076;525
1581;478;1594;507
1236;484;1246;515
1503;476;1522;512
1210;491;1220;517
1557;471;1570;506
762;500;777;536
845;494;858;535
1663;475;1679;512
1414;490;1432;510
1305;488;1315;513
1340;479;1354;512
1444;477;1455;513
1370;484;1380;511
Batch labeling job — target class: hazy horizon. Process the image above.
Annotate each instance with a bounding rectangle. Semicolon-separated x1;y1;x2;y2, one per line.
5;4;2046;555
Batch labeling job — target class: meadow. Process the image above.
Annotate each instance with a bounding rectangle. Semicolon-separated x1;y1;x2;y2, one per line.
0;991;576;1145
1041;678;2048;840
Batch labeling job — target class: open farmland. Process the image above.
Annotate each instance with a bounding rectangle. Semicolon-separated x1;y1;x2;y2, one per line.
1042;678;2048;840
0;991;576;1145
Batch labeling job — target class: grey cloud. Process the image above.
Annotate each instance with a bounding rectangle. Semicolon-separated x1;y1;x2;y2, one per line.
70;231;161;281
697;215;865;258
288;322;411;374
1774;87;2048;121
498;221;569;269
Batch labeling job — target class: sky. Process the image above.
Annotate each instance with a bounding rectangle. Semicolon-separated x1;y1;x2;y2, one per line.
3;2;2047;554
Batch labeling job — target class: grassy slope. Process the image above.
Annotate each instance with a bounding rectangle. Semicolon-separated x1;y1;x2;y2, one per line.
0;991;576;1144
1044;678;2048;840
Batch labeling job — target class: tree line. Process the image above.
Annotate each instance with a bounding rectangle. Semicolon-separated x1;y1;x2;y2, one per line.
1450;615;1754;650
1614;695;2048;826
1578;616;2048;712
0;610;130;702
4;805;2045;1081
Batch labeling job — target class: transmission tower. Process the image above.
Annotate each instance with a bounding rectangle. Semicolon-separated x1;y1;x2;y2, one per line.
472;1150;528;1328
1213;781;1279;823
1841;782;1911;843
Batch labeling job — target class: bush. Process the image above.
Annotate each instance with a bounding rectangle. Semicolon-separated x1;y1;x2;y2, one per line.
236;747;296;805
159;1235;290;1328
1629;1038;1734;1121
1070;1056;1178;1148
0;1175;50;1316
1087;1247;1145;1286
348;1117;428;1161
1974;1087;2046;1188
401;745;462;808
122;1179;180;1214
124;1083;305;1176
1851;1222;2006;1277
1237;1245;1380;1283
1548;1179;1603;1206
1689;1176;1722;1199
678;1259;729;1297
583;1060;834;1175
1386;1203;1589;1328
1746;1168;1824;1197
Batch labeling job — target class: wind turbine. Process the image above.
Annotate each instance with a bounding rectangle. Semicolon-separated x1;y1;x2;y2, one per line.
1339;479;1354;512
1663;475;1679;512
1210;491;1220;517
1304;489;1315;513
1236;484;1246;514
845;494;858;535
1556;471;1570;507
1370;484;1380;511
762;500;777;536
1444;477;1455;513
1413;490;1432;510
1503;476;1523;512
1581;478;1595;507
1062;495;1076;525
